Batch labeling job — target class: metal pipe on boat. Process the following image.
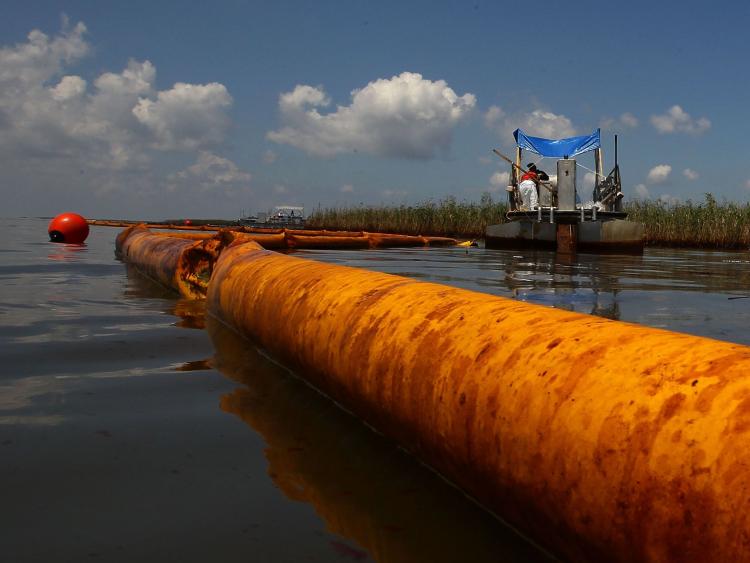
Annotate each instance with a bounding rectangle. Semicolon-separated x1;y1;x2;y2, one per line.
580;208;585;222
593;205;597;221
549;206;555;224
537;206;542;222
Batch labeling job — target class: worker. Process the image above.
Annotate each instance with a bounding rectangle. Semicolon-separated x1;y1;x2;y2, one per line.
517;164;539;210
528;163;549;181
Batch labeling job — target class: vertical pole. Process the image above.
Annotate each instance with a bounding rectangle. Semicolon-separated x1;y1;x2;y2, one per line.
515;147;522;179
614;135;621;212
509;147;523;211
594;148;603;202
615;135;618;169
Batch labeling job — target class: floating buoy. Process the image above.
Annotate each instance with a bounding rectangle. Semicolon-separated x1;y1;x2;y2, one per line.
48;212;89;244
184;219;192;226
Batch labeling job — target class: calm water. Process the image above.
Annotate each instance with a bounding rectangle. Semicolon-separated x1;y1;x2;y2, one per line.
2;218;749;562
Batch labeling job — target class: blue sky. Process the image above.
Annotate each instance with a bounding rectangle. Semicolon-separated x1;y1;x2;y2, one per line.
1;0;748;219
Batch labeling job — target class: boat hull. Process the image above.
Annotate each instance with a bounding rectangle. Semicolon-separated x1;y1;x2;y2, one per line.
486;218;644;253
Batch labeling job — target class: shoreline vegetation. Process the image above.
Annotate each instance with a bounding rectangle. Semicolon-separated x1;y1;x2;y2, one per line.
307;193;750;250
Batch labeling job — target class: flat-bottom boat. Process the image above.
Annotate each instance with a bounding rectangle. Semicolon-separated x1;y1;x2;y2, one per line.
485;129;644;253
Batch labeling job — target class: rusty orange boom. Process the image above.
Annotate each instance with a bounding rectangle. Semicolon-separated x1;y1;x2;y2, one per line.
116;226;750;562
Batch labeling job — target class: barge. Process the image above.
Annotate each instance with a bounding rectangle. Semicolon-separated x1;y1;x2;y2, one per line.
486;129;644;253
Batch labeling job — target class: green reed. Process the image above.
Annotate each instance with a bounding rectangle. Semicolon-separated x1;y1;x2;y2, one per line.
626;194;750;249
308;193;750;248
307;194;508;238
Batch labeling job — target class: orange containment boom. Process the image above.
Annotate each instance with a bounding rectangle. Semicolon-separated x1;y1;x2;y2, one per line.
106;222;457;249
118;226;750;561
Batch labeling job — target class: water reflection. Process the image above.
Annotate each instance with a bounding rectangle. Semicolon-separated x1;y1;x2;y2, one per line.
170;299;207;330
123;263;206;329
502;251;623;320
47;241;88;261
207;318;550;563
123;263;176;300
495;247;750;299
309;246;750;341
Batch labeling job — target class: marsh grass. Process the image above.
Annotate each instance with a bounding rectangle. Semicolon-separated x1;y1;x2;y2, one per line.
308;193;750;248
307;195;508;238
627;195;750;249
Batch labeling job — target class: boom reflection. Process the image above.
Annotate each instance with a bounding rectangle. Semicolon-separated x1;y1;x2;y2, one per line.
208;318;551;563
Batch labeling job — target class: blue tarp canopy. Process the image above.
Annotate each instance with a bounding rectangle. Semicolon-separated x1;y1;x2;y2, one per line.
513;128;600;158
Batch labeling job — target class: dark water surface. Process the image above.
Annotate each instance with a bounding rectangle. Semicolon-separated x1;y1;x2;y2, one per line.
2;218;749;562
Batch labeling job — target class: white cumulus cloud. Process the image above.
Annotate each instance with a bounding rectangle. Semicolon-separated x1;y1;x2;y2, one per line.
133;82;232;150
515;109;576;138
96;60;154;97
0;20;241;215
267;72;476;159
647;164;672;184
484;105;505;128
278;84;329;112
489;170;510;192
0;19;89;90
683;168;699;181
620;112;639;128
650;105;711;135
168;151;251;192
485;105;576;140
634;184;650;199
583;172;596;191
50;75;86;100
601;112;638;130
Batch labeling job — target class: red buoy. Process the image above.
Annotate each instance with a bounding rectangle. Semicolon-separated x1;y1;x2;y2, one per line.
184;219;192;226
48;213;90;244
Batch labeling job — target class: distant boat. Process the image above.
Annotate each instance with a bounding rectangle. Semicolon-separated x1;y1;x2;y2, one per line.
239;205;306;228
486;128;644;253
